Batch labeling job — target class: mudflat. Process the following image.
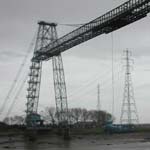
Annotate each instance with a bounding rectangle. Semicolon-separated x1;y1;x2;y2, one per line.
0;132;150;150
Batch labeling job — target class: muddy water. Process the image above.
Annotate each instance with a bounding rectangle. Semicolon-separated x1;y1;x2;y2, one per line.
0;134;150;150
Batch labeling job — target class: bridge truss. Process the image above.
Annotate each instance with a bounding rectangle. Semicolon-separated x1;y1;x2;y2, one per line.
26;0;150;127
34;0;150;61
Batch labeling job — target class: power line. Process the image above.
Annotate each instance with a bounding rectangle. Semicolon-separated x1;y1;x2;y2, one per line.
68;73;116;105
68;68;112;98
68;67;120;103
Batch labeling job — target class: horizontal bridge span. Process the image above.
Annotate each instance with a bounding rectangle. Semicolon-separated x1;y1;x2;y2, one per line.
34;0;150;61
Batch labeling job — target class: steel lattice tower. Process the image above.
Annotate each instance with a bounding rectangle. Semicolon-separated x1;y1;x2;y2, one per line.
52;54;68;125
120;50;139;125
26;21;68;127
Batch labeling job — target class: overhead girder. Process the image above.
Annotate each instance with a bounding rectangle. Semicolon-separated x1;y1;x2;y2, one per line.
33;0;150;61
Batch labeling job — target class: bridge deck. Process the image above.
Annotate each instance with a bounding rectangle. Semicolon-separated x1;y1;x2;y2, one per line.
34;0;150;61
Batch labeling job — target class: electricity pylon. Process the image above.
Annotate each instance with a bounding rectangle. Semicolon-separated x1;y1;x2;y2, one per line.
120;50;139;125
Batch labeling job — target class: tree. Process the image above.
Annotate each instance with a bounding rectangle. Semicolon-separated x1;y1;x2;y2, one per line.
43;107;57;125
3;115;24;125
80;109;90;123
70;108;82;123
41;107;113;127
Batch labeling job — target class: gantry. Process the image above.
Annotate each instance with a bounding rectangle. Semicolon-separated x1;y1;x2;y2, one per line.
26;0;150;128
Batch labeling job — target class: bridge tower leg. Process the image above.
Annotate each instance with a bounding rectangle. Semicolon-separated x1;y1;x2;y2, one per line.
26;22;69;135
52;54;69;138
26;22;58;127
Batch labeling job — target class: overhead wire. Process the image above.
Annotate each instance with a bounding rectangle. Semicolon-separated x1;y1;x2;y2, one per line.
69;69;119;105
68;63;121;100
68;72;111;100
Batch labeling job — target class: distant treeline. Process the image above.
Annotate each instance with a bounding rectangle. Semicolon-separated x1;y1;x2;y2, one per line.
3;107;112;128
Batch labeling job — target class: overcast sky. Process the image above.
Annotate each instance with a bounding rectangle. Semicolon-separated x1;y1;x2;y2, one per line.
0;0;150;123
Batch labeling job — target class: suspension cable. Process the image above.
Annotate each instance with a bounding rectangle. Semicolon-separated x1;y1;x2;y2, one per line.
0;31;37;115
111;32;115;118
5;74;28;118
58;23;84;27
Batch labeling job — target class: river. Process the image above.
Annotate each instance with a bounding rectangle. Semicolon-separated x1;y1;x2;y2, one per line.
0;133;150;150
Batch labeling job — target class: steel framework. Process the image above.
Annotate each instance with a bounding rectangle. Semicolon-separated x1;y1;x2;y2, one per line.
33;0;150;61
27;21;67;126
120;50;139;124
26;0;150;127
52;54;68;125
